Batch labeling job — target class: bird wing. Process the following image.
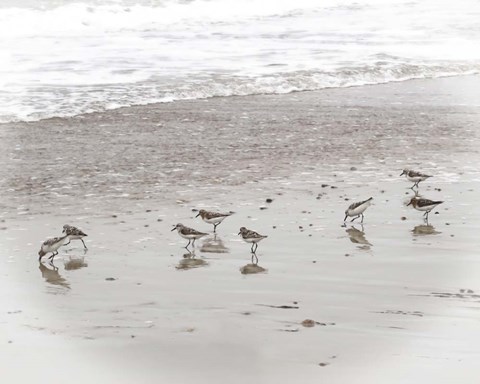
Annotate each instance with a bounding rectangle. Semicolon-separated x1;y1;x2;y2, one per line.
43;236;63;246
180;227;207;236
242;229;265;239
348;198;371;210
66;226;87;236
204;211;233;219
416;199;443;208
409;170;431;178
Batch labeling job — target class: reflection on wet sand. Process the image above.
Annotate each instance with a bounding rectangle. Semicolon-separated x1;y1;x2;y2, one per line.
412;224;441;236
64;256;88;271
199;235;229;254
38;262;70;290
346;225;372;250
175;251;208;270
240;262;267;275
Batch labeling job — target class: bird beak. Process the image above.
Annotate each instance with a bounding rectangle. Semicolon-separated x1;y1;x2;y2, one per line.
400;171;405;176
171;227;176;231
62;229;65;233
406;201;412;206
237;231;241;235
195;212;200;217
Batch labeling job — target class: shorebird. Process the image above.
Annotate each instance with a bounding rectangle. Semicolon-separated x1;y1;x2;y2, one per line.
63;224;88;249
171;223;208;249
195;209;234;233
400;169;432;188
344;197;373;223
238;227;268;253
407;197;443;221
38;234;70;262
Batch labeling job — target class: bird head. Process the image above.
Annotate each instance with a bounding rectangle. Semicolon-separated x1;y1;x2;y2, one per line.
171;223;184;231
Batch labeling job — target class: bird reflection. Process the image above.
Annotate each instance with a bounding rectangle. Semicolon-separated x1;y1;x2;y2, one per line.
240;259;267;275
411;224;441;236
346;225;372;249
64;256;88;271
38;261;70;290
199;234;229;254
175;250;208;270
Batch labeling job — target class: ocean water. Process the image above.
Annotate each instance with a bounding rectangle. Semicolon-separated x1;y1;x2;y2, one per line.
1;0;480;123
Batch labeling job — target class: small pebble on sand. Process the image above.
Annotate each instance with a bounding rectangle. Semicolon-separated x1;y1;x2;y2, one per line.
301;319;315;328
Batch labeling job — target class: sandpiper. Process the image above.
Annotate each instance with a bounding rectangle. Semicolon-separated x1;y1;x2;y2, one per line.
344;197;373;223
38;234;70;262
238;227;268;253
171;223;208;249
400;169;432;188
63;224;88;249
407;197;443;221
195;209;234;233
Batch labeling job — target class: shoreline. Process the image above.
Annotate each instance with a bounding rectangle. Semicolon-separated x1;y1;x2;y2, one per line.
2;73;479;126
1;75;480;383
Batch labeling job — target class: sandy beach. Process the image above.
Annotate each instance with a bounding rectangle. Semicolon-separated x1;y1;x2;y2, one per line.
1;75;480;383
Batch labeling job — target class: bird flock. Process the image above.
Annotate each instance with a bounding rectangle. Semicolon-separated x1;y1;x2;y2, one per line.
38;169;443;263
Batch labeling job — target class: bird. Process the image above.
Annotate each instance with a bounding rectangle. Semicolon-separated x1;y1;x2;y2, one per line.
195;209;234;233
400;169;432;188
238;227;268;253
62;224;88;249
38;234;70;262
344;197;373;223
171;223;208;249
407;197;443;221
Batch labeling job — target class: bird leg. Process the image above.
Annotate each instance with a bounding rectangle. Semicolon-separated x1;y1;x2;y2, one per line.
184;239;191;249
343;214;348;222
360;213;364;223
424;211;431;222
351;215;359;222
213;223;218;233
81;239;87;249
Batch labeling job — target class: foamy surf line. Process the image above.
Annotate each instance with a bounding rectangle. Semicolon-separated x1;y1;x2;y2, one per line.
2;70;480;124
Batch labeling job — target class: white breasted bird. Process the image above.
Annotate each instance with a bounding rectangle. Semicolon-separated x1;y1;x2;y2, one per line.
238;227;268;254
38;234;70;262
195;209;234;233
63;224;88;249
407;197;443;221
171;223;208;249
344;197;373;223
400;169;432;188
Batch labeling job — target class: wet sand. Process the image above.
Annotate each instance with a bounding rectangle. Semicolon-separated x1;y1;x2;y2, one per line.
1;76;480;383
